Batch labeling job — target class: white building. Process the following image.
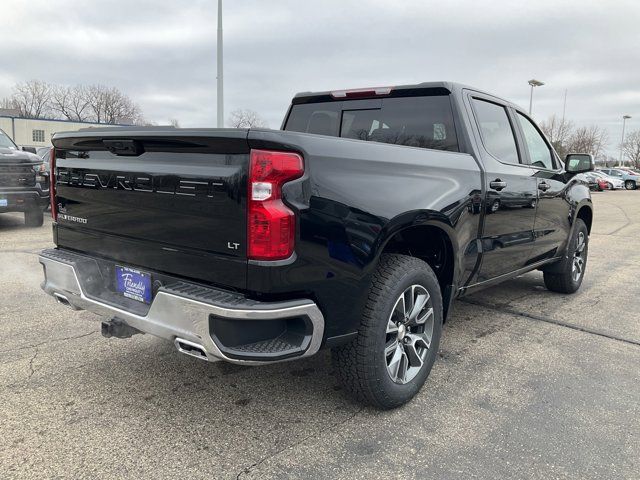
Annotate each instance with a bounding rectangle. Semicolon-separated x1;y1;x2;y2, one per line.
0;111;131;148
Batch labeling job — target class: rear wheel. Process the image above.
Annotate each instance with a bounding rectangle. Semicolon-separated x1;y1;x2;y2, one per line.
332;254;443;409
24;209;44;227
543;219;588;294
625;180;636;190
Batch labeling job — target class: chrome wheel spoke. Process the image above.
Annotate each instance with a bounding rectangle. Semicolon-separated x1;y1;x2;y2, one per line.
386;318;399;335
387;344;404;382
397;351;409;384
407;291;430;325
385;338;399;356
576;232;586;254
403;289;414;322
404;338;425;368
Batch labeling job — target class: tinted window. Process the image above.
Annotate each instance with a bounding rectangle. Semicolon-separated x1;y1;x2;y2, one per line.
285;95;458;152
285;102;341;137
516;113;555;169
472;99;519;164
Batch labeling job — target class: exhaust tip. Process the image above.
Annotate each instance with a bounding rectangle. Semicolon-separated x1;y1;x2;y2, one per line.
174;338;208;361
53;292;80;310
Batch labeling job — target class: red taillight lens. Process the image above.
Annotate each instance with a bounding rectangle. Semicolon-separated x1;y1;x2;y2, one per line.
330;86;392;99
248;149;304;260
49;148;57;221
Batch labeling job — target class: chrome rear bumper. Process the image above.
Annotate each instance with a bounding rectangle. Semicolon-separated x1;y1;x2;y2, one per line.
39;249;324;365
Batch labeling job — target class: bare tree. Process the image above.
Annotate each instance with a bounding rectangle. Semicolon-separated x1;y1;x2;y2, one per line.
9;80;52;118
85;85;144;125
169;118;180;128
540;114;574;158
622;130;640;169
0;97;20;112
565;125;609;159
51;85;92;121
228;109;268;128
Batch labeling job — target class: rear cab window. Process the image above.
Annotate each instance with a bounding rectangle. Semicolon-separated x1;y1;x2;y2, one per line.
284;94;459;152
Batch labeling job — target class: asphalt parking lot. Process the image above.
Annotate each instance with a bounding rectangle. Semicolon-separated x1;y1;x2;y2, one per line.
1;192;639;479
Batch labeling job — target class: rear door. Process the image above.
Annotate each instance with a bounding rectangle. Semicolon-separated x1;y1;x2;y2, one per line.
467;94;538;282
52;129;250;290
513;111;572;261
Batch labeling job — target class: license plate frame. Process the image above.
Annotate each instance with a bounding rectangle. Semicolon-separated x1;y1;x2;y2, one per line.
115;266;153;304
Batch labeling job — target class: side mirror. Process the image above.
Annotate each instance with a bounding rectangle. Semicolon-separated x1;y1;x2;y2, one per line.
20;146;37;154
565;153;594;174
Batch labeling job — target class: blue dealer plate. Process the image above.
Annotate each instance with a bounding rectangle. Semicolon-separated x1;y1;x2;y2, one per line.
115;266;152;304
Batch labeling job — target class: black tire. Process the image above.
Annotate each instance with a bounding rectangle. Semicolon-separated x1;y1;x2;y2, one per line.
332;254;443;409
543;219;588;294
625;180;636;190
24;209;44;228
607;182;613;190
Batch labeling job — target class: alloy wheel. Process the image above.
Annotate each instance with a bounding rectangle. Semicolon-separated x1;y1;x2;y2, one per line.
385;285;435;384
572;231;586;282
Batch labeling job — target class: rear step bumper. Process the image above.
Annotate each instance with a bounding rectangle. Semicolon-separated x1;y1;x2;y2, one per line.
39;248;324;365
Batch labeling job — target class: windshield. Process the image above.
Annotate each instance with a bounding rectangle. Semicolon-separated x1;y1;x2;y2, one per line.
0;130;17;149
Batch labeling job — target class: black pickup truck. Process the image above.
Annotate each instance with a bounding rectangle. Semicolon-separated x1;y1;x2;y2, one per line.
39;82;594;408
0;129;49;227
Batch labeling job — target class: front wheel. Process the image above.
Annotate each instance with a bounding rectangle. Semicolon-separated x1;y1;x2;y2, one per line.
543;219;588;293
625;180;636;190
332;254;443;409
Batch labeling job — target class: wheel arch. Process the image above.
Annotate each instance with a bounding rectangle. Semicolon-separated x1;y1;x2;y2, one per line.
374;211;459;321
576;203;593;234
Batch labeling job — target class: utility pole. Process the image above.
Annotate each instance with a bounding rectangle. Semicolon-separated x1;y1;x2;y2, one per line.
561;89;567;124
528;79;544;116
619;115;631;166
217;0;224;128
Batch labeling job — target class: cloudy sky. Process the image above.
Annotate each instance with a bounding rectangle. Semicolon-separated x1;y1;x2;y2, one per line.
3;0;640;156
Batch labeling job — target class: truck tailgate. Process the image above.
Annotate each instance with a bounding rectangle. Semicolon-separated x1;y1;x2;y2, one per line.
52;129;250;290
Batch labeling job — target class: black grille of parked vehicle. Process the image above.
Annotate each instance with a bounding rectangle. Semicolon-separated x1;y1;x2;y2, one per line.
0;165;36;187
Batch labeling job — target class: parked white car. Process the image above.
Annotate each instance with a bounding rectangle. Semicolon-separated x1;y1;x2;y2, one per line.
593;170;624;189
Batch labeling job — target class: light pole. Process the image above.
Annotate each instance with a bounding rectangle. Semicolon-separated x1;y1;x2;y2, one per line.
619;115;631;166
216;0;224;128
528;79;544;115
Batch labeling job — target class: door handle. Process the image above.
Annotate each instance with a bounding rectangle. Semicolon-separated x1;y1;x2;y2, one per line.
489;179;507;191
538;181;550;192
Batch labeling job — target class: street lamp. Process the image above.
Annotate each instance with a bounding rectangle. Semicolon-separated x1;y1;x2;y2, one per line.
217;0;224;128
528;79;544;115
619;115;632;166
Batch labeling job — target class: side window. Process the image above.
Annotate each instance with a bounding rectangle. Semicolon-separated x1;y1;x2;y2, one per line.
472;98;520;164
516;113;555;170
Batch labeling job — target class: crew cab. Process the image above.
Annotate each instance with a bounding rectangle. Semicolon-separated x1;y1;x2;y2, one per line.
39;82;594;408
0;128;49;227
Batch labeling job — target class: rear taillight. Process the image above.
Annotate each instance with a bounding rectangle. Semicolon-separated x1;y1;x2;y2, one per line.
247;149;304;260
49;148;57;221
